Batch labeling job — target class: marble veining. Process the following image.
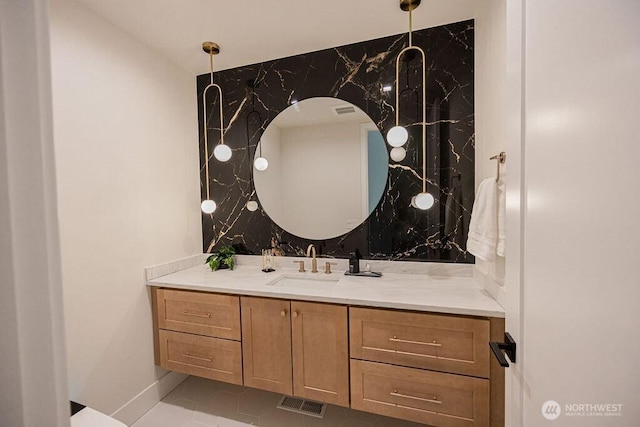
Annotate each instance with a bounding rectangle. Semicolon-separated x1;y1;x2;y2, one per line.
198;20;475;263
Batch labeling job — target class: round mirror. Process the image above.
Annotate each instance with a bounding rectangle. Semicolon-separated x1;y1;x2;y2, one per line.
253;97;388;240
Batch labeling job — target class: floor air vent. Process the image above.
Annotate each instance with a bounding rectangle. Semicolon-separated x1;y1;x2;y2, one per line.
277;395;327;418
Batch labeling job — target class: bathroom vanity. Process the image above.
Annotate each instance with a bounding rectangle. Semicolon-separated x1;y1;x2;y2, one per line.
147;258;504;427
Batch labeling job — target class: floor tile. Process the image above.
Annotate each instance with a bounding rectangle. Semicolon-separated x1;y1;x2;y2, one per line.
340;418;374;427
131;399;196;427
192;391;240;425
343;408;380;424
254;406;310;427
164;376;220;403
304;404;348;427
132;377;429;427
237;388;282;418
216;416;257;427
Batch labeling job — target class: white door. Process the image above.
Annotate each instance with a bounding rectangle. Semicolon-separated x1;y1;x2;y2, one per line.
505;0;640;425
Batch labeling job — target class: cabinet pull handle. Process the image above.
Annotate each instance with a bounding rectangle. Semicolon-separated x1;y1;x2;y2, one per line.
389;337;442;347
390;391;442;404
183;310;211;318
292;311;298;318
183;352;213;362
280;310;287;317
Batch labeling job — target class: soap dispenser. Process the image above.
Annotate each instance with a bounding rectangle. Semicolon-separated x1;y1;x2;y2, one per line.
348;250;361;274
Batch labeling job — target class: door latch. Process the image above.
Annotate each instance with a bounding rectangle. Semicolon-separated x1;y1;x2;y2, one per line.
489;332;516;367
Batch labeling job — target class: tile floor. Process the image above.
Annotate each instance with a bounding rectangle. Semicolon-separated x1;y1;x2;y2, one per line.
131;376;427;427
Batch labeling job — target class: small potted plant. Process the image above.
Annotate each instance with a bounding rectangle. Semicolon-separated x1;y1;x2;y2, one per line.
206;245;236;271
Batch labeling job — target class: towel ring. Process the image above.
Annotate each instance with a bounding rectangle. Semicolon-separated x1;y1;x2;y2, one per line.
490;152;506;182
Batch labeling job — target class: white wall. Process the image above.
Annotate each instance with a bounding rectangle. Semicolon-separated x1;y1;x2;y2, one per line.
280;121;363;239
474;0;507;305
50;0;201;422
514;0;640;425
256;120;365;240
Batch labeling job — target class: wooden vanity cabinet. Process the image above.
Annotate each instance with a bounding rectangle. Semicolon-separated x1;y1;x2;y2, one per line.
241;296;350;407
152;288;243;385
349;307;504;427
291;300;349;407
240;297;293;395
151;288;503;425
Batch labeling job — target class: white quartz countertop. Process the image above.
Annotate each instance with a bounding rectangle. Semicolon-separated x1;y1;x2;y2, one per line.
147;264;505;318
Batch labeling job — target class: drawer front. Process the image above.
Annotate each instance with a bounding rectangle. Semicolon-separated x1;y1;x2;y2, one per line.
350;307;490;377
351;360;489;427
159;329;242;385
156;289;240;340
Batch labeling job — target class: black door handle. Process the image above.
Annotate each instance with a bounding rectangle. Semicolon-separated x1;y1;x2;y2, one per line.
489;332;516;367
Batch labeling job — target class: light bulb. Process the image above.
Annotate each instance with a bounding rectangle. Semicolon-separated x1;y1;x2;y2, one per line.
410;195;417;208
246;200;258;211
213;144;232;162
390;147;406;162
254;157;269;171
201;199;217;214
386;126;408;147
414;192;434;210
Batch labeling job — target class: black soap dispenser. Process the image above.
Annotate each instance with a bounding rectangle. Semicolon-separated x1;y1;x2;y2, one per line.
348;250;361;274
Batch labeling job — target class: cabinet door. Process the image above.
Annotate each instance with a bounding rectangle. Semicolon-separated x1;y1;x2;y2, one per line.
156;288;240;340
350;307;490;378
351;359;489;427
241;296;293;395
291;301;349;407
158;330;242;385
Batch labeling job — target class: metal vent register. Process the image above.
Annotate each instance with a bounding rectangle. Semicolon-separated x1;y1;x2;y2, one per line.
277;395;327;418
332;105;356;115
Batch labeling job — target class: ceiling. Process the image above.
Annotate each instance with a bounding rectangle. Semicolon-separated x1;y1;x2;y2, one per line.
74;0;478;76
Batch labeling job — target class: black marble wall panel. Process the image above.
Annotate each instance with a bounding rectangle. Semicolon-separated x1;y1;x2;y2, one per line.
197;20;474;262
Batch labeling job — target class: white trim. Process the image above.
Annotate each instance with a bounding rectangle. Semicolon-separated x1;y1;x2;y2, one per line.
504;0;526;425
111;372;188;426
0;1;69;425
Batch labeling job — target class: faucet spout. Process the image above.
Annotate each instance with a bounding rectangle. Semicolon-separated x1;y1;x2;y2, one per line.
306;244;318;273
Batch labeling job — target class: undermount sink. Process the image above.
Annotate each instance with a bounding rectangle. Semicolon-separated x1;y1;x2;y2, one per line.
268;275;340;289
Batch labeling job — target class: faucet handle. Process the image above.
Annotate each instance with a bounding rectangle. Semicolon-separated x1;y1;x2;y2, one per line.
324;262;338;274
294;260;305;273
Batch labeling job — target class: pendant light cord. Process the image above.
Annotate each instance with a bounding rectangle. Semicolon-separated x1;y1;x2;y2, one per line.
394;7;427;193
202;51;226;199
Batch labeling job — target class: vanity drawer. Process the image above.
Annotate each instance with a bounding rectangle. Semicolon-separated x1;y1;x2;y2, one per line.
159;330;243;385
350;307;490;377
351;359;489;427
156;288;240;340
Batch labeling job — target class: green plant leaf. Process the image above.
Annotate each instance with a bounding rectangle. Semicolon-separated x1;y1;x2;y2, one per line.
208;257;221;271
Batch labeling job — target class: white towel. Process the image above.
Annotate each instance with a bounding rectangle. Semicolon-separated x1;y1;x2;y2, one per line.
496;178;506;257
467;177;503;261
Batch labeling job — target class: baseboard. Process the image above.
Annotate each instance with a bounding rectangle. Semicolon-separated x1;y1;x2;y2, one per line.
110;371;188;425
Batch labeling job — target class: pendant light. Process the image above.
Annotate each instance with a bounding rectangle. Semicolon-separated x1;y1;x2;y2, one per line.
390;0;434;210
246;80;269;172
202;42;231;163
245;79;263;211
200;41;225;213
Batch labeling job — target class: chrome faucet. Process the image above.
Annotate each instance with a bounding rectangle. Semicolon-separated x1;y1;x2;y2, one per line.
306;244;318;273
